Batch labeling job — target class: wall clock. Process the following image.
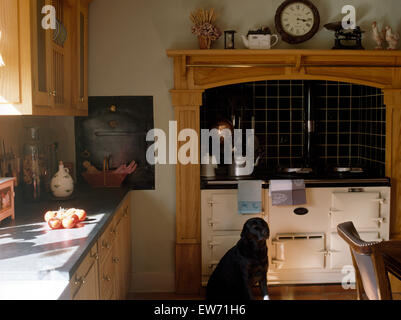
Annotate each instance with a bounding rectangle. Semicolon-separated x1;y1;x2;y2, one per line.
275;0;320;44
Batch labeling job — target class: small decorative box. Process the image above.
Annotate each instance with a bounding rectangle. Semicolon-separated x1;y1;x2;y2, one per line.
0;178;16;224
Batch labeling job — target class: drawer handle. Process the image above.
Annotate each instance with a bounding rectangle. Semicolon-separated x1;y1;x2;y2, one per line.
103;275;112;282
208;262;218;269
74;277;82;286
112;257;120;264
90;253;99;260
102;242;111;249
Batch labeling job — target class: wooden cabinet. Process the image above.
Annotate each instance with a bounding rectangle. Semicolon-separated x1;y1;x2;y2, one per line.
98;196;131;300
71;194;132;300
70;242;99;300
0;0;90;116
75;0;88;110
113;200;131;299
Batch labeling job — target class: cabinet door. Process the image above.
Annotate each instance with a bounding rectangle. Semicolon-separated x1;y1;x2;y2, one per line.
122;200;132;298
99;246;116;300
32;0;53;107
113;214;125;300
50;0;73;110
330;192;382;230
0;0;21;104
73;256;99;300
70;243;99;300
74;0;88;111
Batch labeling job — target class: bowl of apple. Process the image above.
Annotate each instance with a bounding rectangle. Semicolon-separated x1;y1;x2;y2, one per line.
44;208;87;230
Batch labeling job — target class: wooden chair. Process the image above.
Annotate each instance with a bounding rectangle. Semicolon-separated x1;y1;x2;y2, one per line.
337;221;392;300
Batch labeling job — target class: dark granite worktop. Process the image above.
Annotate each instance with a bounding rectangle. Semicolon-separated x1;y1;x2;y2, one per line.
0;185;129;298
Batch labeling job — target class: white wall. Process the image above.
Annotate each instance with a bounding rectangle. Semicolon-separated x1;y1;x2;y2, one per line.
88;0;401;292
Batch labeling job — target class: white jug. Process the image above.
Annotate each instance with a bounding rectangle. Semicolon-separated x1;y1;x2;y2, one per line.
50;161;74;198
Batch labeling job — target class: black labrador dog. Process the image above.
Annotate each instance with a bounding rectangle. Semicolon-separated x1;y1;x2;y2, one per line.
206;218;270;300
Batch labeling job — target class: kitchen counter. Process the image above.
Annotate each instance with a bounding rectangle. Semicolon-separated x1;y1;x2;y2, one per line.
0;186;130;299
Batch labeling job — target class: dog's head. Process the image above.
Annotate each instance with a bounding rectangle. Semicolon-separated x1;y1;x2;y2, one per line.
240;218;270;251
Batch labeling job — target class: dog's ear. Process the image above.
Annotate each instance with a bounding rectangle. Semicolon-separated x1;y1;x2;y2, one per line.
240;220;251;238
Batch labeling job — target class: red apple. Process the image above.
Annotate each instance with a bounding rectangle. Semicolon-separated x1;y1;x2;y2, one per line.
75;209;87;222
48;218;63;230
44;211;57;222
62;214;79;229
56;209;69;220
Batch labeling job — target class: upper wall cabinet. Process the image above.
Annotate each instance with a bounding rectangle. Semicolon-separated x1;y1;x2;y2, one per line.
0;0;91;116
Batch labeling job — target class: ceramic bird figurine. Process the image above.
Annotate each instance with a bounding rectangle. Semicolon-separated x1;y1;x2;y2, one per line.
385;26;400;50
371;22;386;49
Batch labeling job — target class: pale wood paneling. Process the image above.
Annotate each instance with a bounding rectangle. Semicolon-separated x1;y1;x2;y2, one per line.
0;0;21;104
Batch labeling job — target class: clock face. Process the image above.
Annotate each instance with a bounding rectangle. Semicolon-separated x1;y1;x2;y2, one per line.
281;2;315;36
275;0;320;44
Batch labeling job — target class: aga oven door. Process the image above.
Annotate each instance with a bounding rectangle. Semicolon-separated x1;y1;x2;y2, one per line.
208;192;262;231
329;231;382;270
271;233;326;270
202;234;240;276
330;192;383;230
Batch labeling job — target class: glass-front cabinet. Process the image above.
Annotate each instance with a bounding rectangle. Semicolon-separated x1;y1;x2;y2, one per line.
0;0;90;116
75;0;89;110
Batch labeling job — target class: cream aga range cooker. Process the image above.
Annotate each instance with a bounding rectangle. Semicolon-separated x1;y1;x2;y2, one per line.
201;179;390;286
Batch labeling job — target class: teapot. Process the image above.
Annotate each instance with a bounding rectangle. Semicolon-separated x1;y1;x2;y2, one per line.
242;28;279;49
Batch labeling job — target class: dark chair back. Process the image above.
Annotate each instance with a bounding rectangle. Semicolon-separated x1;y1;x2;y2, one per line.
337;221;392;300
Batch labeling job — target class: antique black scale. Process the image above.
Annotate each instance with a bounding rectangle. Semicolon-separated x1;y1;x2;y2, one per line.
324;21;364;50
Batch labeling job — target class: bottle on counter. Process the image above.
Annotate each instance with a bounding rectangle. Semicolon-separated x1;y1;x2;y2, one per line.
22;127;46;202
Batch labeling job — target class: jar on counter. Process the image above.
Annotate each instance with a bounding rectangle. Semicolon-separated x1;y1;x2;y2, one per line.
22;127;46;202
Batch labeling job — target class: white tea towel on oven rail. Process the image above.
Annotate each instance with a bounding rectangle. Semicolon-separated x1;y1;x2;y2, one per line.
238;180;263;214
269;180;306;206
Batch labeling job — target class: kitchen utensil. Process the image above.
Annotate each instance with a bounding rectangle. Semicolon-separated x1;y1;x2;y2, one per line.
229;155;261;177
242;28;279;49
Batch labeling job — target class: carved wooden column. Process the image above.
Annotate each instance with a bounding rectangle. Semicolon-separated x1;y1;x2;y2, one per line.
384;89;401;239
171;89;204;294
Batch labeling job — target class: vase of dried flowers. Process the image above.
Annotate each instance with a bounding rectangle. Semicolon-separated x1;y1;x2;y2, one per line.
190;8;222;49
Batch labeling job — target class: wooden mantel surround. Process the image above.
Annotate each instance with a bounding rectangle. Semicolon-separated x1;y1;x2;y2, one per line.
167;49;401;294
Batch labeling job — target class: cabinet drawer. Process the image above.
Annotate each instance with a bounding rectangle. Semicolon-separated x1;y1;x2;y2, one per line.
99;220;117;264
99;247;115;300
70;242;98;298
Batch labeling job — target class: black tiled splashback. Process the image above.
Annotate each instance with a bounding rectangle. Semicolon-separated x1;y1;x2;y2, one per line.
201;80;385;175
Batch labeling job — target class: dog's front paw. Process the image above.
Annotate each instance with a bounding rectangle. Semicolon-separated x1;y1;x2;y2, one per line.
263;295;270;300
